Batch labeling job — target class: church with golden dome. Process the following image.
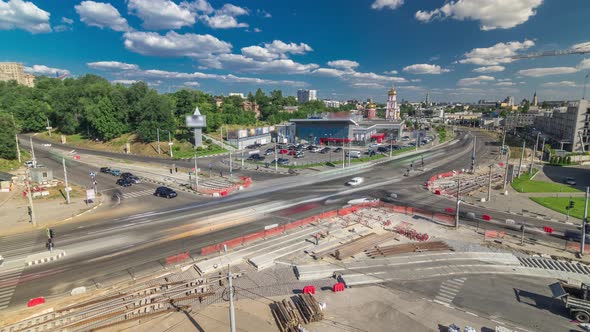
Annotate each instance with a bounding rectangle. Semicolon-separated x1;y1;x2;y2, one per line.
386;86;400;120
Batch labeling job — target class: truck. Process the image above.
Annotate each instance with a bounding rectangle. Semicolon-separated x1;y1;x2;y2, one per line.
550;281;590;323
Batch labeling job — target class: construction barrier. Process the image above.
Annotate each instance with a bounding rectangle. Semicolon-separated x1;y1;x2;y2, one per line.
303;285;316;295
165;252;190;265
543;226;554;234
482;214;492;221
445;208;455;213
27;297;45;307
332;283;345;292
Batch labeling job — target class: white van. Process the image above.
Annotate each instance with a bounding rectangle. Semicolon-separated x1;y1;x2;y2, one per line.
346;177;364;186
347;150;361;158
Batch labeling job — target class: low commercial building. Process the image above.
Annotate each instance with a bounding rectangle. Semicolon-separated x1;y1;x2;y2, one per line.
533;99;590;152
226;126;274;149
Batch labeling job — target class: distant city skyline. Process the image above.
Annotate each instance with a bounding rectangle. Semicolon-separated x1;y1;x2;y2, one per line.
1;0;589;102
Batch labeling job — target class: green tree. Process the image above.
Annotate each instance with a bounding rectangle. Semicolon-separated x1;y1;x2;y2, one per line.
0;113;17;159
13;99;51;132
135;92;176;142
84;97;126;141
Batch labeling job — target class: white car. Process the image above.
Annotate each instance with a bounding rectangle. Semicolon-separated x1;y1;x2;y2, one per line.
347;197;378;205
368;143;379;148
346;177;364;186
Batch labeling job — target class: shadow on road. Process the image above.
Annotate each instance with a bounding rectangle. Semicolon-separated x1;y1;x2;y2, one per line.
514;288;569;317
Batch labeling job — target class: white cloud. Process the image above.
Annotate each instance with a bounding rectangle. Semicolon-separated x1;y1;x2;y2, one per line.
257;9;271;18
384;70;398;75
184;0;213;14
24;64;70;76
61;17;73;24
371;0;404;10
541;81;578;88
517;67;579;77
457;75;495;86
184;81;200;87
75;1;129;32
123;31;232;58
54;25;71;32
0;0;51;33
253;27;261;32
87;61;139;70
112;79;138;85
128;0;195;30
201;14;248;28
311;68;348;78
265;40;312;56
402;63;450;75
495;81;516;86
459;39;534;65
415;0;543;30
348;71;407;83
410;78;421;82
352;82;386;89
216;4;248;16
327;60;359;70
200;54;319;74
579;59;590;70
572;41;590;52
473;65;505;73
240;45;277;60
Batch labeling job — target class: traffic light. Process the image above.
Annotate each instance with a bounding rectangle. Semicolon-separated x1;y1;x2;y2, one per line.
49;229;54;239
585;223;590;234
569;201;575;209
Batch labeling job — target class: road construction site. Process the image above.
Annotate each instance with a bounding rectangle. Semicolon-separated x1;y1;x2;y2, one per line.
3;201;590;332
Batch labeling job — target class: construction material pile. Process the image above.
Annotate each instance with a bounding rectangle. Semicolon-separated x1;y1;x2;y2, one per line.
365;241;453;258
271;294;324;332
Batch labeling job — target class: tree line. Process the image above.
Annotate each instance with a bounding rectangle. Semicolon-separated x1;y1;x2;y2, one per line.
0;74;349;160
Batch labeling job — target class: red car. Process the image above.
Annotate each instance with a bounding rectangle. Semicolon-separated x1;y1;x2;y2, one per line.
288;150;297;155
279;149;289;154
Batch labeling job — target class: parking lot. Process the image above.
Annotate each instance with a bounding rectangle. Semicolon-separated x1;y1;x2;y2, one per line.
240;139;428;168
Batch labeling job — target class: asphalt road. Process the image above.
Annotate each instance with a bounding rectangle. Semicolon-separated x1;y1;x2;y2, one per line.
0;130;579;312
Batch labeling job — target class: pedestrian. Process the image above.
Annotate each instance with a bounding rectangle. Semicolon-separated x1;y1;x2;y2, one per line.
220;170;223;177
256;165;259;170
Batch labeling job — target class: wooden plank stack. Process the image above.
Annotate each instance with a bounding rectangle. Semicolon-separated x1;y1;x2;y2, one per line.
293;293;324;324
271;299;301;332
365;241;453;258
334;233;397;260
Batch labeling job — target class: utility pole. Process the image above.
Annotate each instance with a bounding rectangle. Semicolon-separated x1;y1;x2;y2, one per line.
228;267;236;332
501;127;506;152
157;128;161;155
15;134;21;163
342;144;345;169
30;137;36;167
348;141;352;167
25;169;36;226
540;137;546;161
582;186;589;255
455;179;461;229
229;149;233;178
168;131;173;158
389;130;393;158
517;140;525;178
471;135;476;173
487;164;492;202
194;154;200;188
530;132;540;175
62;158;70;204
503;146;510;190
274;141;278;172
46;118;52;137
583;73;589;100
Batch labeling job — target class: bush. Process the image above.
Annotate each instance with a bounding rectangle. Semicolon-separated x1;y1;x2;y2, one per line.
207;145;214;151
196;146;203;151
556;156;562;164
566;156;572;164
205;138;212;144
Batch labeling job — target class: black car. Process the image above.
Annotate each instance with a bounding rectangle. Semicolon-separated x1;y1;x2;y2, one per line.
334;147;343;153
116;178;133;187
377;146;389;153
125;175;141;184
154;186;177;198
246;144;261;149
247;154;265;161
320;147;331;154
120;172;133;178
100;167;111;173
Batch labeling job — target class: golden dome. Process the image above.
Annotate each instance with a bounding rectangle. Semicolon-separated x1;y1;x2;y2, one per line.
368;102;376;108
388;87;397;96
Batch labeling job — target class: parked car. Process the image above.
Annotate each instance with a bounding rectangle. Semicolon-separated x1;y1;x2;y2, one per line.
24;160;34;168
401;136;410;141
346;177;364;186
311;147;322;153
246;143;261;149
125;175;141;184
154;186;177;198
564;177;577;185
272;158;289;165
279;149;289;154
368;143;379;148
334;147;343;153
320;147;331;154
120;172;133;178
265;148;274;155
295;151;305;158
116;178;133;187
100;167;111;173
109;169;122;176
377;146;389;153
288;150;297;156
346;151;361;158
247;154;265;161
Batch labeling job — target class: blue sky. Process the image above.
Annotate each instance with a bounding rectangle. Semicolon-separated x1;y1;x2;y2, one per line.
1;0;590;103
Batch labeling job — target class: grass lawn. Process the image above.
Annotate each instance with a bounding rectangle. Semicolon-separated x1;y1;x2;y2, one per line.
0;151;31;172
530;197;587;220
511;170;581;193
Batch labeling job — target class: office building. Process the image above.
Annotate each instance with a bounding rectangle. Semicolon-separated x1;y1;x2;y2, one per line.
297;89;317;104
0;62;35;87
323;100;341;108
533;99;590;152
504;111;546;130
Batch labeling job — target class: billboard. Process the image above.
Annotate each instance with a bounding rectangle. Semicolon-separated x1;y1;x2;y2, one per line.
185;115;206;128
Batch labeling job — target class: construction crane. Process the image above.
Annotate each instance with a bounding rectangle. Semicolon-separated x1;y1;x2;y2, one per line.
512;44;590;59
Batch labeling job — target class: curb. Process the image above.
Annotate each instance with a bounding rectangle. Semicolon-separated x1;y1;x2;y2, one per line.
63;199;104;222
26;251;66;266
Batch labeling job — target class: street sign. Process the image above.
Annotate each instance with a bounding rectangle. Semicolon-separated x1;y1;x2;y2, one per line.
168;142;174;145
45;127;52;130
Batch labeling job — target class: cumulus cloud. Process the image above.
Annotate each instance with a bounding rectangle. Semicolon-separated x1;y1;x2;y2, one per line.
457;75;495;86
473;65;505;73
517;67;579;77
123;31;232;57
0;0;51;33
415;0;543;30
541;81;578;88
459;39;534;65
257;9;271;18
371;0;404;10
240;45;277;60
75;1;130;31
327;60;360;70
24;64;70;76
87;61;139;70
402;63;450;75
572;41;590;52
184;81;200;87
384;70;398;75
112;79;138;85
200;54;319;74
265;40;312;56
201;3;249;29
495;81;516;86
184;0;213;14
216;4;248;16
128;0;195;30
352;82;386;89
61;17;73;24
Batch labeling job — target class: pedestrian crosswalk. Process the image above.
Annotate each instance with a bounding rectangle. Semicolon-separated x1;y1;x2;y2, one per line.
518;256;590;275
199;178;237;190
433;277;466;306
0;267;25;310
121;189;155;199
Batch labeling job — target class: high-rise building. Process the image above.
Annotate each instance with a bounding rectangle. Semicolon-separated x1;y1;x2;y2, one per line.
297;89;317;104
385;87;401;120
425;92;429;105
0;62;35;87
533;99;590;152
